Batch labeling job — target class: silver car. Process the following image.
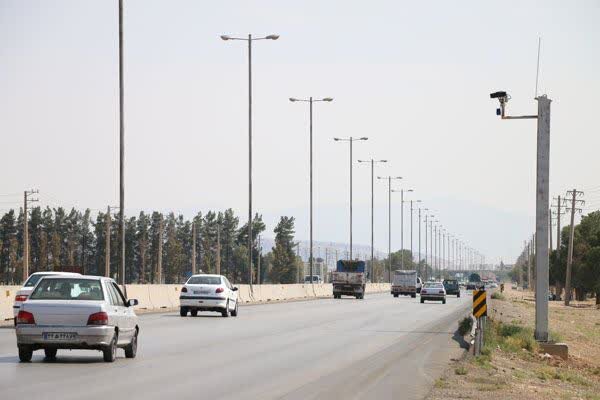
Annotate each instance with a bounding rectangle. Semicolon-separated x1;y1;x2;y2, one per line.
15;275;139;363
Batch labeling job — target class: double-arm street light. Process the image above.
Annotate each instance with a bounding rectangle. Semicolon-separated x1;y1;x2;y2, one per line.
221;33;279;288
358;159;388;281
290;97;333;285
333;137;368;260
378;176;402;282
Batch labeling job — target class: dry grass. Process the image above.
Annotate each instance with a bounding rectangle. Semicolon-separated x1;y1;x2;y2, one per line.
428;286;600;400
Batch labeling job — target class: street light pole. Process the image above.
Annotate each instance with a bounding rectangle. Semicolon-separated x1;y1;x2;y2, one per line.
398;188;413;269
359;159;388;281
290;96;333;285
221;33;279;288
118;0;126;286
378;176;401;282
334;137;368;260
410;199;421;265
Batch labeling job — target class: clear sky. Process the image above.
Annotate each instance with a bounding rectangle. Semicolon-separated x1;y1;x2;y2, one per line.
1;0;599;264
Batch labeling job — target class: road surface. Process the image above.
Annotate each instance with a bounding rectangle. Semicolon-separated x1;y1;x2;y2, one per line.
0;292;470;400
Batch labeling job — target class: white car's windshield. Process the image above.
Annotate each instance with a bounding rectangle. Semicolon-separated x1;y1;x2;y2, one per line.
424;283;443;289
188;276;221;285
30;278;104;301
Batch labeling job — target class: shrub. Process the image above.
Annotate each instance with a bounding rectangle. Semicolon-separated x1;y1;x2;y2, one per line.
455;366;468;375
458;316;473;336
491;292;505;300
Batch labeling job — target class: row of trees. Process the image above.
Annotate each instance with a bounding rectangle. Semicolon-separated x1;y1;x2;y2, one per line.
512;211;600;302
0;206;304;285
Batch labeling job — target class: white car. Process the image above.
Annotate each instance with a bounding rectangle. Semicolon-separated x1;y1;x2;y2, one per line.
15;275;139;363
13;271;81;324
420;282;447;304
179;274;239;317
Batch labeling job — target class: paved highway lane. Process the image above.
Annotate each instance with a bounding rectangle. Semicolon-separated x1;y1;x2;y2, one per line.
0;292;471;400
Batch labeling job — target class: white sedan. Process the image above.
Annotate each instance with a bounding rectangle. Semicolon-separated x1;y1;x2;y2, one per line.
179;274;239;317
13;271;81;324
15;275;139;363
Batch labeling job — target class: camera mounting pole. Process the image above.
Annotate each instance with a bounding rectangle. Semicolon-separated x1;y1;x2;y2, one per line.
490;92;552;342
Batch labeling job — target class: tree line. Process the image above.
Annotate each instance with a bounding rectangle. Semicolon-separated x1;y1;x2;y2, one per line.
0;206;304;285
513;211;600;303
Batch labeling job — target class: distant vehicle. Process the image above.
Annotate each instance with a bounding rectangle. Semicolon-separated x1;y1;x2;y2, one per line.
15;275;139;363
443;279;460;297
332;260;366;299
13;271;81;325
180;274;239;317
391;270;418;298
420;282;447;304
304;275;323;284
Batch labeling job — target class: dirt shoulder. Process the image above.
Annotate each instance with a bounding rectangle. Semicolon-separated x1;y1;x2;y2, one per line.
428;286;600;400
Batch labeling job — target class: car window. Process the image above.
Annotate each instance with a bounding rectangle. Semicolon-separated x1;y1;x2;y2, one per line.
223;277;232;289
24;274;51;287
187;276;222;285
30;278;104;300
112;283;127;304
107;283;125;307
105;283;119;305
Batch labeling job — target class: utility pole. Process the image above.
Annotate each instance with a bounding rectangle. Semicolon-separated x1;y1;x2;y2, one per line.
552;195;563;254
105;207;111;278
549;209;553;252
565;189;584;305
418;207;423;278
433;223;438;279
257;234;261;284
23;189;38;281
424;213;428;281
216;223;222;276
156;217;163;284
192;222;197;275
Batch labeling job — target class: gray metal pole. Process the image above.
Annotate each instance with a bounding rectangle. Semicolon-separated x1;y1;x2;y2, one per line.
349;138;353;260
309;97;313;285
418;208;421;277
424;214;428;281
370;160;374;279
535;95;551;342
434;224;437;279
556;195;561;253
410;200;414;264
118;0;125;286
400;190;404;269
248;34;253;287
388;177;392;282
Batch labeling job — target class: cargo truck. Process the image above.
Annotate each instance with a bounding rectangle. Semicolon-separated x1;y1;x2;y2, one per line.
391;270;419;298
332;260;366;299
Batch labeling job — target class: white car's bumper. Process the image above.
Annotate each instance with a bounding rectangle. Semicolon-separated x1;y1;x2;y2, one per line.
16;325;114;348
179;296;229;309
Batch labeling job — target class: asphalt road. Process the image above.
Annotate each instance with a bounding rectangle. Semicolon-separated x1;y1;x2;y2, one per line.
0;292;471;400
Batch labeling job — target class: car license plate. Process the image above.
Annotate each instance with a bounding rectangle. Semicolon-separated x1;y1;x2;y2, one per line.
43;332;77;341
194;290;210;294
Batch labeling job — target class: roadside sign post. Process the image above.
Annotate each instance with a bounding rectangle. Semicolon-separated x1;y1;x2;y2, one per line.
473;289;487;355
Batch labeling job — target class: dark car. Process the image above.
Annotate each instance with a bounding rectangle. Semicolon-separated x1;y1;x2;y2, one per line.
443;279;460;297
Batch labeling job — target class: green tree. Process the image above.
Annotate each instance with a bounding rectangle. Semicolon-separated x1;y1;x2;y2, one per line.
269;216;298;284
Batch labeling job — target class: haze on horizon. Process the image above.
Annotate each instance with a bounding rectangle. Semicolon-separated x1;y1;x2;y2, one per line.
1;0;599;264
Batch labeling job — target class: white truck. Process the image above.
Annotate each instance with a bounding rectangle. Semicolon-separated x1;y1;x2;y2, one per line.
391;270;420;298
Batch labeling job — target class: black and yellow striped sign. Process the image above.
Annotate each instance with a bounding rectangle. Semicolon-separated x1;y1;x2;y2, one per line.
473;289;487;318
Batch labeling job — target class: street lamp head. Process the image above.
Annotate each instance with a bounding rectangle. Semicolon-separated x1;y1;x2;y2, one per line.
333;137;340;141
416;200;422;203
289;97;298;102
322;97;334;102
265;34;280;40
407;189;414;192
220;35;231;41
360;137;368;140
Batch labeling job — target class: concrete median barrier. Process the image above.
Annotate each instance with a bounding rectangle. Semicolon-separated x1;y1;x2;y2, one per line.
147;285;176;310
125;284;155;311
0;286;20;322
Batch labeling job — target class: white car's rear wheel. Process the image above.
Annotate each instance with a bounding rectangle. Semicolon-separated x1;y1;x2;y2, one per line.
221;301;230;318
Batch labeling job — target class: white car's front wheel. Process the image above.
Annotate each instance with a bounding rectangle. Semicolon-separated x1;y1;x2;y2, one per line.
231;301;238;317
